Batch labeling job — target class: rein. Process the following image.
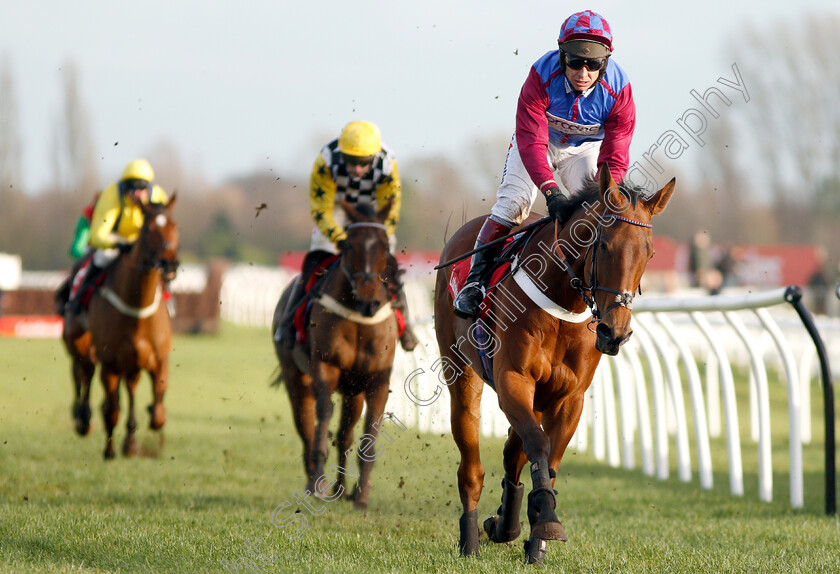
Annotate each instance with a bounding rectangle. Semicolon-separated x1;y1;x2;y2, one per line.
551;214;652;328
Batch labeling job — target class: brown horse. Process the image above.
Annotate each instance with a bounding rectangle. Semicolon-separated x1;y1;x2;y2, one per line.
61;196;179;459
434;165;674;563
272;200;399;510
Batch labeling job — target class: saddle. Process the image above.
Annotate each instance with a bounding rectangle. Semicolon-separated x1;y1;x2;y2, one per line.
447;223;546;321
291;254;406;349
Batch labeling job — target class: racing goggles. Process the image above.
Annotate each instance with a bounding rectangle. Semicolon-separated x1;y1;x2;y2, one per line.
563;53;608;72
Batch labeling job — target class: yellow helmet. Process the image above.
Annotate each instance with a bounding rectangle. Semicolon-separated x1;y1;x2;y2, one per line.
121;159;155;182
338;121;381;157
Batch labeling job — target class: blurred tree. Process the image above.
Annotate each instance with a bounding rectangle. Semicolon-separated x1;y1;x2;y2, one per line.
202;211;241;259
0;54;22;201
725;14;840;245
51;59;98;194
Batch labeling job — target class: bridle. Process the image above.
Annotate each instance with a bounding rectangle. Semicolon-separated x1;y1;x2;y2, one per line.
553;214;652;329
340;221;389;299
137;210;180;277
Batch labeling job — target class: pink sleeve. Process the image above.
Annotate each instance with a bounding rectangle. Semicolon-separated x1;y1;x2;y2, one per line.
515;67;556;192
598;82;636;182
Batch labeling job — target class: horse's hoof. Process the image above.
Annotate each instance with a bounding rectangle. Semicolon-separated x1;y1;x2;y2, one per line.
484;515;521;543
531;520;567;542
147;404;166;430
353;499;368;511
72;404;92;436
122;437;139;457
103;448;116;460
524;537;548;565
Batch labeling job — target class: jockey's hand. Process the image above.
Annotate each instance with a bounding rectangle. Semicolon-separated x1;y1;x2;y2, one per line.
544;186;574;223
336;239;346;251
116;241;133;254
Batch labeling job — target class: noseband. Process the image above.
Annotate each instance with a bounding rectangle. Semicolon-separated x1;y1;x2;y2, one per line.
555;214;652;327
340;222;389;298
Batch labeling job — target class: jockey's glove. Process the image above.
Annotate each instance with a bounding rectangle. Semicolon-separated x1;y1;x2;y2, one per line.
543;186;573;223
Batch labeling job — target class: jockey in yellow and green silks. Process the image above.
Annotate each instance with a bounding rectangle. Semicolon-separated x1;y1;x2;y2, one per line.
64;159;168;314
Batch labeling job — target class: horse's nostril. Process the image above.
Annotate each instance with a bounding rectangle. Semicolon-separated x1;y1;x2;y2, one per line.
596;322;612;340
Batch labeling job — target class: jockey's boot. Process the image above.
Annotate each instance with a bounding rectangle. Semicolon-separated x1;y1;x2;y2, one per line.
276;276;305;349
65;262;104;316
55;255;88;315
54;277;72;316
452;217;513;318
393;279;419;352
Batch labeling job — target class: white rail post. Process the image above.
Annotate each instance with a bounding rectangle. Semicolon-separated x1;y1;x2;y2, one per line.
591;364;606;462
635;314;692;482
724;311;773;503
610;353;636;470
691;311;744;497
632;322;670;480
624;342;655;476
654;313;714;490
599;358;621;468
755;307;804;508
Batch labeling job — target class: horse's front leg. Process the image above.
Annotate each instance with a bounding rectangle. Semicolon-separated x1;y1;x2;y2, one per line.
100;366;121;460
310;361;340;492
484;426;528;544
332;391;365;501
147;358;168;430
540;390;587;520
448;368;486;556
122;370;142;457
72;354;95;436
496;370;566;564
282;370;318;494
350;377;390;510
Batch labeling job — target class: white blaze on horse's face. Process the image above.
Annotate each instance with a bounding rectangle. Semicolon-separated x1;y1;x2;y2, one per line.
155;214;168;228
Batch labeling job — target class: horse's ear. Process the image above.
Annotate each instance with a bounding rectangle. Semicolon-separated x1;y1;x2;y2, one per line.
643;177;676;216
376;197;394;224
166;192;177;210
341;200;364;223
599;163;626;209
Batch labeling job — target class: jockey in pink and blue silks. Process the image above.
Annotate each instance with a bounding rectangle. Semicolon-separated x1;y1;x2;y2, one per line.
453;10;636;318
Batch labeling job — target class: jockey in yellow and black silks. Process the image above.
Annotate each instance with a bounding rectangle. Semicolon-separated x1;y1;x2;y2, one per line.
64;159;168;315
275;121;418;352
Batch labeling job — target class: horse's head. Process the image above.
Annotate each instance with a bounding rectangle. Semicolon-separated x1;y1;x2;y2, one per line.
339;199;392;317
138;193;180;281
584;164;675;355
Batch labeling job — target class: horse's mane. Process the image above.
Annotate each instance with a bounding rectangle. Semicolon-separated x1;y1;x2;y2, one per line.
572;174;645;212
352;202;377;220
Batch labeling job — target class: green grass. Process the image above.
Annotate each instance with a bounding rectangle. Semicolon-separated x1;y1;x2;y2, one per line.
0;324;838;573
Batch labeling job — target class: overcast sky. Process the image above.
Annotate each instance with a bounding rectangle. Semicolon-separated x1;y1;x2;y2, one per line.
0;0;836;192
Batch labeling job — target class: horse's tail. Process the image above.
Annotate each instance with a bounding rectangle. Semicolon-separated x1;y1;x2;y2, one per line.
269;365;283;388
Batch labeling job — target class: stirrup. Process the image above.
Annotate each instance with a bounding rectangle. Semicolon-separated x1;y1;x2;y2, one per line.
453;282;485;318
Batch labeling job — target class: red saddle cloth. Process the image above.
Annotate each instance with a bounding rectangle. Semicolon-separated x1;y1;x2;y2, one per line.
292;254;405;347
446;237;518;320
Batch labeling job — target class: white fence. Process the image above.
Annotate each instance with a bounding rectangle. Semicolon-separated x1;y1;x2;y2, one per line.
383;286;839;511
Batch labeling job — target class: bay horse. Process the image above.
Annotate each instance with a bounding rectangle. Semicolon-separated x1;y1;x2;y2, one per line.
61;195;179;459
434;164;674;563
272;200;399;510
